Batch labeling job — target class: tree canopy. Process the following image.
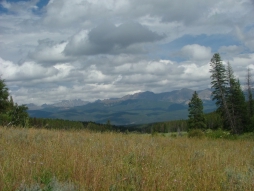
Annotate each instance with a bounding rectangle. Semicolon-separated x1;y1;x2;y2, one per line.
188;91;206;130
0;78;29;127
209;53;251;134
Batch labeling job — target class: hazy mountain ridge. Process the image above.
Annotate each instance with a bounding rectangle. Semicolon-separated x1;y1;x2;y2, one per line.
101;88;212;105
27;99;89;110
27;88;215;125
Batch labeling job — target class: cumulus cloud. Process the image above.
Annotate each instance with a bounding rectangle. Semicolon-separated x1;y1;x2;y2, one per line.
41;0;253;28
219;45;243;54
64;21;165;56
28;39;73;65
234;26;254;51
90;22;164;46
227;53;254;80
43;0;108;28
178;44;212;63
0;0;254;105
113;59;178;76
218;45;244;59
0;57;58;81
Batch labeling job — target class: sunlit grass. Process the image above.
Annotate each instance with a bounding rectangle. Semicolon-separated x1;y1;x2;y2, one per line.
0;126;254;190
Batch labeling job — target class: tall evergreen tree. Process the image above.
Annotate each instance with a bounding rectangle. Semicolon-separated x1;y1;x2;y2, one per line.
0;78;10;113
246;68;254;131
228;79;247;133
246;68;254;117
226;63;247;133
188;91;206;130
0;78;11;124
209;53;235;132
226;62;237;131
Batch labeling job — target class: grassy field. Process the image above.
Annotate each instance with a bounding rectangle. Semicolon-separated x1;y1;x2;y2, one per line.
0;127;254;190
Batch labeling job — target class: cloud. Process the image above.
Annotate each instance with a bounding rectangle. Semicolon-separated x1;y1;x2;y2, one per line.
0;57;58;81
233;26;254;52
226;53;254;80
64;21;165;56
28;39;73;65
1;1;11;10
89;21;164;46
0;0;39;15
4;53;254;105
218;45;244;59
43;0;129;28
178;44;212;63
113;59;178;76
0;0;254;106
40;0;243;33
219;45;243;54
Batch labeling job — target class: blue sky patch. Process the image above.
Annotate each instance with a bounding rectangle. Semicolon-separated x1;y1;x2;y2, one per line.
0;0;50;14
36;0;50;10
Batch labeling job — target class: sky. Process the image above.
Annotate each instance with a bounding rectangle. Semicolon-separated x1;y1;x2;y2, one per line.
0;0;254;105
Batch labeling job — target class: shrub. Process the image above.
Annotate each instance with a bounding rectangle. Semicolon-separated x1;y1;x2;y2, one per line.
151;131;158;137
188;129;204;139
205;129;237;140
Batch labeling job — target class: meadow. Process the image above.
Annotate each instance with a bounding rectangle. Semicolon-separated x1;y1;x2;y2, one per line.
0;127;254;190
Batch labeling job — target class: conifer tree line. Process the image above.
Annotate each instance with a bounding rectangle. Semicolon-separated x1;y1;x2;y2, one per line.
0;78;29;127
0;78;86;129
188;53;254;134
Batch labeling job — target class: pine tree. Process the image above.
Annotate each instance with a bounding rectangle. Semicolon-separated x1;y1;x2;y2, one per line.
226;62;237;131
0;79;11;125
225;63;247;133
106;119;112;131
228;79;247;133
188;91;206;130
0;78;10;113
210;53;235;132
246;68;254;117
246;68;254;131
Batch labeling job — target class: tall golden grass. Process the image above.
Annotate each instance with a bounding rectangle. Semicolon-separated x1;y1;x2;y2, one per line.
0;126;254;190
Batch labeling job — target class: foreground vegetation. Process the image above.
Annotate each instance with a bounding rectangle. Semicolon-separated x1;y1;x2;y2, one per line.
1;53;254;190
1;127;254;191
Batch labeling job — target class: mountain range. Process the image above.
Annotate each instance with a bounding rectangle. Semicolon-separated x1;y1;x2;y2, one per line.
27;88;216;125
26;99;89;110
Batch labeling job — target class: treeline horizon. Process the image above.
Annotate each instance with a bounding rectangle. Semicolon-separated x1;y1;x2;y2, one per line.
1;53;254;134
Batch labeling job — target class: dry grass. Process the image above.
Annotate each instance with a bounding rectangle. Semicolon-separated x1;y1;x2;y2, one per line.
0;127;254;191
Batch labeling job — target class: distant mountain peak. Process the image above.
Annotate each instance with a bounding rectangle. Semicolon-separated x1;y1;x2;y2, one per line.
101;88;212;104
52;99;89;108
28;88;215;125
27;99;89;110
25;103;42;110
27;88;212;110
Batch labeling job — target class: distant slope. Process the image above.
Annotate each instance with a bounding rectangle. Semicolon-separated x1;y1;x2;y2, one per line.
28;110;53;118
27;99;89;110
27;88;216;125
